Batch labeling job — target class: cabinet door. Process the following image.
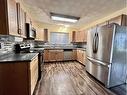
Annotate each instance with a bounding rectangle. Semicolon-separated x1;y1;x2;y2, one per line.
77;50;80;62
109;15;127;26
72;31;76;42
83;30;87;42
48;50;57;61
44;29;48;42
36;28;44;41
30;57;38;95
84;51;86;65
44;50;49;62
79;50;83;63
20;8;26;38
73;50;77;60
75;31;79;42
8;0;18;36
56;50;64;61
81;51;84;64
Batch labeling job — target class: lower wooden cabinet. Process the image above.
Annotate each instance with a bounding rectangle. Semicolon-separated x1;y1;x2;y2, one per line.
0;56;38;95
76;49;86;65
29;56;38;95
44;50;64;62
73;49;77;60
44;49;86;64
56;50;64;61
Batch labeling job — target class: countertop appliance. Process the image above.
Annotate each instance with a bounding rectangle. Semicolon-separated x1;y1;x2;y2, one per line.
26;23;36;39
86;23;127;88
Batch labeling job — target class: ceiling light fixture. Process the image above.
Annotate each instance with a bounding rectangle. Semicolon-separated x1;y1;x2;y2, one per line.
50;12;80;23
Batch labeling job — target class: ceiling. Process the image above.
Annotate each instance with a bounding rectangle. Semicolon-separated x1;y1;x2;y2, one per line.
20;0;126;28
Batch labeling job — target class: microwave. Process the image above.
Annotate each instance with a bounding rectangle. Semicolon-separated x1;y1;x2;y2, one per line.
26;23;36;39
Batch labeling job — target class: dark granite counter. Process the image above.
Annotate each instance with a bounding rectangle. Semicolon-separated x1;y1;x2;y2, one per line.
0;53;38;63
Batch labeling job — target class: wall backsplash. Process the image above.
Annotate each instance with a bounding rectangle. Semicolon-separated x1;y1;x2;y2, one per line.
73;42;87;48
0;35;23;55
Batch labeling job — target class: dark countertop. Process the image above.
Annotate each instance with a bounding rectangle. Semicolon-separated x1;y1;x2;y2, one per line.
0;53;39;63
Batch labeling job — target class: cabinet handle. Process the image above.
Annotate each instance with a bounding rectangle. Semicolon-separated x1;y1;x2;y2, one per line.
18;28;21;34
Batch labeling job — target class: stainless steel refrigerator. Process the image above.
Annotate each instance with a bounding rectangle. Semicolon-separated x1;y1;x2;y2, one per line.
86;23;127;88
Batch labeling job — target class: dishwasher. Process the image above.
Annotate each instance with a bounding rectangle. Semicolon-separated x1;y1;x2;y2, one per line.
63;49;73;60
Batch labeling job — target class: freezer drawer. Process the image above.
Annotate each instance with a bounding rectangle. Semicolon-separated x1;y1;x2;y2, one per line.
86;58;109;86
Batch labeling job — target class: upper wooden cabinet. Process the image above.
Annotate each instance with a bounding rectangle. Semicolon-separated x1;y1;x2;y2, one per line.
72;31;76;42
35;28;48;42
72;30;87;43
44;29;48;42
0;0;26;37
109;14;127;26
99;14;127;26
0;0;18;36
36;28;44;41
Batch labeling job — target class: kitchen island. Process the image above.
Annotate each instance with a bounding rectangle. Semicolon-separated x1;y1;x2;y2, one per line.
0;53;39;95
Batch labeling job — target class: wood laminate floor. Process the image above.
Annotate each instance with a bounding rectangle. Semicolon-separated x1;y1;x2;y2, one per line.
35;61;125;95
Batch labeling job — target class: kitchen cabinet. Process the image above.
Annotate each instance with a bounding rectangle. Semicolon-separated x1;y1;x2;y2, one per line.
44;50;64;62
0;0;26;37
72;31;87;43
73;49;77;60
72;31;76;42
44;50;49;62
16;3;26;38
99;14;127;27
44;49;86;63
36;28;44;41
56;50;64;61
0;56;38;95
48;50;57;61
30;56;38;95
35;28;48;41
108;14;127;26
77;49;86;65
0;0;18;36
44;29;48;42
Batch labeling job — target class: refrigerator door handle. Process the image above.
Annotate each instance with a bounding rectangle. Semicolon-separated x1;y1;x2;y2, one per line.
95;32;99;53
93;33;97;53
87;56;110;66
